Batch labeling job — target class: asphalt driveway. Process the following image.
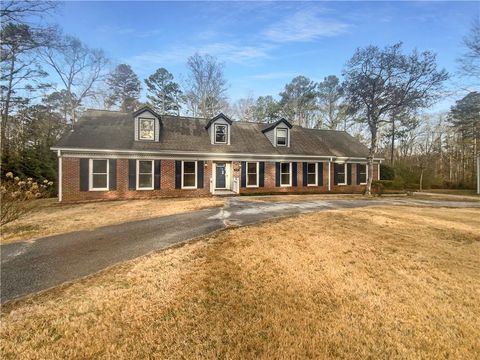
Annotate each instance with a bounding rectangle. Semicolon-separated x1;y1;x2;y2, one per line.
2;197;479;303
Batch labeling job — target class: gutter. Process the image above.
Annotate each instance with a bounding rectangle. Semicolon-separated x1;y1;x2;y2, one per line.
57;149;62;202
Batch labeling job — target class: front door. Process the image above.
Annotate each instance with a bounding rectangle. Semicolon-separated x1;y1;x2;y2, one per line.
215;163;227;189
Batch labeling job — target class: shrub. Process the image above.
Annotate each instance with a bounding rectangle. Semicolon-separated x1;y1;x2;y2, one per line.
380;164;395;180
0;172;53;226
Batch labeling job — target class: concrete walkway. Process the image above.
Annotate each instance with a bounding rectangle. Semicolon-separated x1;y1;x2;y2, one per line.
2;197;479;303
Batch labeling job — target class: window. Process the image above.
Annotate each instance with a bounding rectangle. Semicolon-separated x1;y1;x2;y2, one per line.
246;162;259;187
215;124;227;144
139;118;155;140
307;163;317;186
280;162;291;186
182;161;197;189
336;163;347;185
358;164;367;184
89;159;109;191
137;160;154;190
276;128;287;146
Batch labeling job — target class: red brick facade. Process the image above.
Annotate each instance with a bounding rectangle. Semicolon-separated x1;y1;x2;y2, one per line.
61;157;379;202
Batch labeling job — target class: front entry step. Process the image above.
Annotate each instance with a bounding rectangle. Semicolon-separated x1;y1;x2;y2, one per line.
213;190;237;197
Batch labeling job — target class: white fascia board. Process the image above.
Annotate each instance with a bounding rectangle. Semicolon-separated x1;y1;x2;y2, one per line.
51;147;384;162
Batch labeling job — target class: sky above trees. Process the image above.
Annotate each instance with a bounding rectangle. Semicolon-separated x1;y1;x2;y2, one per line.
37;1;478;111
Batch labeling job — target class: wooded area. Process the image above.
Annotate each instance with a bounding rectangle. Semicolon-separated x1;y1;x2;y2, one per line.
1;2;479;194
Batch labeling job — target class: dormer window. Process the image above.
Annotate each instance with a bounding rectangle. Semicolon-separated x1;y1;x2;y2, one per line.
139;118;155;140
215;124;227;144
276;128;287;146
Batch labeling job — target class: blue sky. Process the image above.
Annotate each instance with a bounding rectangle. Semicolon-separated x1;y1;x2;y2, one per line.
50;1;479;112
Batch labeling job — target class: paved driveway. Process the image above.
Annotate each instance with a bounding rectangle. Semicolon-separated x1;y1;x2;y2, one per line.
2;197;479;303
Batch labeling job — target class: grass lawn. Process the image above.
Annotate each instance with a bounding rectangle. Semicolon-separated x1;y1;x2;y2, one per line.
1;197;224;244
2;205;479;359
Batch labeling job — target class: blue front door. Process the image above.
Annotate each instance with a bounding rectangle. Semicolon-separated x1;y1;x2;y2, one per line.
215;163;226;188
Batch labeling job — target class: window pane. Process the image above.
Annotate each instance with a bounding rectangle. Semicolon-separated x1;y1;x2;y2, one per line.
307;163;316;173
139;161;152;174
247;174;257;186
139;174;152;188
184;174;196;187
184;161;195;174
215;125;226;143
139;119;154;140
92;174;107;188
92;160;107;173
338;173;345;184
281;163;290;173
308;174;316;185
247;162;257;174
277;129;287;145
281;174;290;185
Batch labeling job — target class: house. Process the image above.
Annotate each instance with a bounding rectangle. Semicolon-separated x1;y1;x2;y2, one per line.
51;106;382;202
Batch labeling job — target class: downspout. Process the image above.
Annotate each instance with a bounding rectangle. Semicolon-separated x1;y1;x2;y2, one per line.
58;149;62;202
328;157;332;192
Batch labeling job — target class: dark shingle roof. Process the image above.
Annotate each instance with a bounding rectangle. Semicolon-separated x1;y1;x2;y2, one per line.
55;109;370;158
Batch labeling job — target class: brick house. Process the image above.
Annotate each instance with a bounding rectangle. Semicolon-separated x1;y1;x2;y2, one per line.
52;106;382;202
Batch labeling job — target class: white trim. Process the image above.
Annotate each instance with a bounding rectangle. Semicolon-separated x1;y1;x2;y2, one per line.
280;162;292;187
275;128;288;147
51;147;384;162
214;123;228;144
136;159;154;190
306;162;318;186
246;161;259;188
58;150;62;202
328;159;331;191
181;160;197;189
336;163;348;186
138;117;155;141
89;159;109;191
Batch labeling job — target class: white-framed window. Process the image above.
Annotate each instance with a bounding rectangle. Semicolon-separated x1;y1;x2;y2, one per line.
246;162;259;187
214;124;228;144
276;128;288;146
280;162;291;186
358;164;367;185
182;161;197;189
307;162;317;186
89;159;109;191
136;160;154;190
138;118;155;140
336;163;347;185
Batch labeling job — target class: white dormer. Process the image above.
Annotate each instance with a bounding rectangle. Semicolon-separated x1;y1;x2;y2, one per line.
205;113;233;145
133;107;161;142
262;118;293;147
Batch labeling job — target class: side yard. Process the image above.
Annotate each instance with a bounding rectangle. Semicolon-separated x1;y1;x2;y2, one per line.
1;197;224;244
2;205;479;359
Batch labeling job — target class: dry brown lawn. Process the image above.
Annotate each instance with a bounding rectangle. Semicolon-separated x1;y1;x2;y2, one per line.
240;193;374;202
2;205;480;359
1;197;224;244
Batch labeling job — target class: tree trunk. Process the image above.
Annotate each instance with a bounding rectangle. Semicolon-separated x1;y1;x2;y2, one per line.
390;116;395;165
419;167;424;191
366;127;378;196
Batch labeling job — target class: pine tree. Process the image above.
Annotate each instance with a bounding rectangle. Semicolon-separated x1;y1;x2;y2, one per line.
144;68;182;115
106;64;141;112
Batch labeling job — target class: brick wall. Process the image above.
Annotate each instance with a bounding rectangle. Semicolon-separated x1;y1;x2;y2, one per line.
61;157;380;202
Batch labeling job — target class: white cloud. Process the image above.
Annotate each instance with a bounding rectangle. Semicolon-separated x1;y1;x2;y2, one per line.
263;9;350;43
248;72;297;80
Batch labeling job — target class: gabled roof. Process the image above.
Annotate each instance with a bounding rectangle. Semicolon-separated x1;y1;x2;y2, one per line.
262;118;293;133
205;113;233;129
132;106;161;119
55;109;372;158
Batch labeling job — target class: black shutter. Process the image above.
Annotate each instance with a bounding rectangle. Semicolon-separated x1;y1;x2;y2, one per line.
197;161;204;188
154;160;161;189
241;161;246;188
128;159;136;190
333;163;339;185
175;161;182;189
259;162;265;187
79;158;89;192
347;163;352;185
275;162;280;187
318;162;323;186
109;159;117;190
292;162;297;186
302;162;308;186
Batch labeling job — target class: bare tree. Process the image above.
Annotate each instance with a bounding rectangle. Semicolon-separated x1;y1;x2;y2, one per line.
231;95;256;122
458;16;480;82
41;33;108;123
0;1;58;26
185;53;228;118
343;43;448;195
